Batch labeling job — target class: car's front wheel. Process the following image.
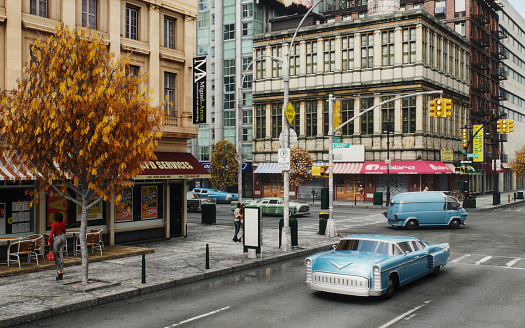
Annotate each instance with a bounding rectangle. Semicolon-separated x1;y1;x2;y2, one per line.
383;275;397;299
188;204;195;212
449;219;461;229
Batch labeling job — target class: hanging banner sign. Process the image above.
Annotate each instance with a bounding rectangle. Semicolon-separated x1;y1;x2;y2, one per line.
472;125;483;162
193;56;207;124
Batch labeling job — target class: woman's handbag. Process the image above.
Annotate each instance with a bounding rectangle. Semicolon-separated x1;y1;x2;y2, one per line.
46;249;55;261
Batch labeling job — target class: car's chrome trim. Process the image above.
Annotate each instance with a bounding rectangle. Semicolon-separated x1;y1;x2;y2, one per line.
381;254;431;273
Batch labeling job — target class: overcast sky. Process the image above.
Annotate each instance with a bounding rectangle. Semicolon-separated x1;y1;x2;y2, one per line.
506;0;525;20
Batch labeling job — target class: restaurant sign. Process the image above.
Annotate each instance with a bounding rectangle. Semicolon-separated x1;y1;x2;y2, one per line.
472;125;483;162
193;56;207;124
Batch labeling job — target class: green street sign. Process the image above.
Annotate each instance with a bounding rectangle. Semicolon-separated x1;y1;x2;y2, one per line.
333;137;341;143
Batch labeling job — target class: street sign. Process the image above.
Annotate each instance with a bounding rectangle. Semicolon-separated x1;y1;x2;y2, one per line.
466;153;478;158
278;148;290;171
279;129;297;148
284;102;296;125
333;137;341;143
460;160;472;164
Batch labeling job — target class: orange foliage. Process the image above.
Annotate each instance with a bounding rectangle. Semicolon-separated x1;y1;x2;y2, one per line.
509;145;525;180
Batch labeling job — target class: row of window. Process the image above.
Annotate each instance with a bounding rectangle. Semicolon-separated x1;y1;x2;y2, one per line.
254;96;466;140
254;27;467;82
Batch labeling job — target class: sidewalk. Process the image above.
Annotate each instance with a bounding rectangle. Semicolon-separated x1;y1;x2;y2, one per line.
0;191;523;327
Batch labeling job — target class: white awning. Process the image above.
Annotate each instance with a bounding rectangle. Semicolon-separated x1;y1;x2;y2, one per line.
0;155;36;181
333;162;363;174
253;163;281;174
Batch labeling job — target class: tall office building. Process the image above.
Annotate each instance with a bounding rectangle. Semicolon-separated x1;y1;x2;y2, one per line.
498;0;525;189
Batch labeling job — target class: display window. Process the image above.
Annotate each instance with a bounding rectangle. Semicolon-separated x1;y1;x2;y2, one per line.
0;188;35;235
116;184;164;223
46;189;106;229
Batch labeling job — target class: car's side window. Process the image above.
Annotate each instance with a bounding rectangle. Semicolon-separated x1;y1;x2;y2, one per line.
261;200;269;205
393;244;404;256
410;241;424;251
398;242;413;253
269;200;278;204
194;189;201;193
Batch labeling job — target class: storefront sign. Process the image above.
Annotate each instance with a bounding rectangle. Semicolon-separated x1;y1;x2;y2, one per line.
76;196;103;221
141;186;158;220
473;125;484;162
116;187;133;222
47;194;67;226
334;144;365;162
441;150;454;162
135;152;211;180
193;56;207;124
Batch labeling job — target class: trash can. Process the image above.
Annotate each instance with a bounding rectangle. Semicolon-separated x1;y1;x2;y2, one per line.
492;191;501;206
201;203;216;224
319;212;329;235
321;188;329;210
468;195;476;209
279;217;298;247
373;192;383;206
518;191;524;199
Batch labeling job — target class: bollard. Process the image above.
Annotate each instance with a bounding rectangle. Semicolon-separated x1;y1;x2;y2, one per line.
141;254;146;284
354;195;357;206
509;194;511;203
206;243;210;269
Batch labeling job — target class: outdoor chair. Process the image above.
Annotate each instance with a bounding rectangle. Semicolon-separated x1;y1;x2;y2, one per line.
8;238;39;268
76;231;104;256
24;234;44;259
90;229;105;252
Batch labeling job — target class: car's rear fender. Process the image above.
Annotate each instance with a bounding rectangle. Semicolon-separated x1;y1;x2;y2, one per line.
427;243;450;268
403;217;418;226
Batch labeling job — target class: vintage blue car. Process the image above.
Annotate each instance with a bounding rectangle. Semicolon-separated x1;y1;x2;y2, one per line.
305;234;450;298
191;188;238;203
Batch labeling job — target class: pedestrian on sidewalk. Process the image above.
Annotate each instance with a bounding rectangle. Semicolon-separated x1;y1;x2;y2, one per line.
358;185;364;204
48;212;66;280
237;205;245;242
233;203;242;242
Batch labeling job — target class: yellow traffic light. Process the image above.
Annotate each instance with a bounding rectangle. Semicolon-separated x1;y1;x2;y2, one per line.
435;98;443;118
508;119;514;132
444;98;452;117
461;128;468;148
429;99;436;118
312;165;321;176
333;102;341;131
501;119;507;133
496;119;502;133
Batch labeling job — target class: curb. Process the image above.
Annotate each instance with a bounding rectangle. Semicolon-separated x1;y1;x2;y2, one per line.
0;243;334;328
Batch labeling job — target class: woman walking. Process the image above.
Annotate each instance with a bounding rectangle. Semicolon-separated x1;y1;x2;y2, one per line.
237;204;245;242
48;212;66;280
233;203;242;242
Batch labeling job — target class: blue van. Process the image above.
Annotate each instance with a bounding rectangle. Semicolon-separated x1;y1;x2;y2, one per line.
383;191;468;229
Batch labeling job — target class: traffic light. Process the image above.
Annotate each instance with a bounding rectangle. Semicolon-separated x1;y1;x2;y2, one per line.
429;99;436;118
508;119;514;132
333;102;341;131
312;165;321;176
501;119;507;133
444;98;453;117
496;119;502;133
435;98;443;118
461;128;468;148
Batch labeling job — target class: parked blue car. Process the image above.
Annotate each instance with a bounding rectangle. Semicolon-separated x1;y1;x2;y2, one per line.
383;191;468;229
305;234;450;298
191;188;238;203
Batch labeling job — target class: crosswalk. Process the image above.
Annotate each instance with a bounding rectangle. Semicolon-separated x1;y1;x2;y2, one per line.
300;214;386;231
450;252;525;270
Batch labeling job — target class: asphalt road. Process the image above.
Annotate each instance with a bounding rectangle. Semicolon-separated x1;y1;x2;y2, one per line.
18;204;525;328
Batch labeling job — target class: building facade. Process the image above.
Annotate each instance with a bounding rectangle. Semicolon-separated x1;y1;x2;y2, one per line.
252;9;471;201
0;0;205;249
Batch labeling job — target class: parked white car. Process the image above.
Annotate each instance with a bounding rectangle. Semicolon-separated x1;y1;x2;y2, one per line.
187;192;216;212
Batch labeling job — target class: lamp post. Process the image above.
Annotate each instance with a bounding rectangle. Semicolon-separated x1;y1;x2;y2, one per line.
383;121;392;204
236;55;282;205
281;0;324;252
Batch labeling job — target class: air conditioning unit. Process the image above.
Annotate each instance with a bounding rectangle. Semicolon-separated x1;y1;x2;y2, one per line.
435;6;446;14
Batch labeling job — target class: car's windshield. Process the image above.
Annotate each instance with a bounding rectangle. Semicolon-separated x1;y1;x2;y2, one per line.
335;239;391;255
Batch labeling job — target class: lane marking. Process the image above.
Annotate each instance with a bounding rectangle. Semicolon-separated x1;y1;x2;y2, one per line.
506;258;521;267
164;306;231;328
378;301;431;328
450;254;471;263
475;256;493;265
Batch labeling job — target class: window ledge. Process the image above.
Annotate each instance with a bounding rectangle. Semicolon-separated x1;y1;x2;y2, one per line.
160;47;185;63
121;37;150;55
22;13;58;34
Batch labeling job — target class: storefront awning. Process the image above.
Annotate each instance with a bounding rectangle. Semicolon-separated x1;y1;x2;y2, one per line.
334;162;363;174
360;161;454;175
134;152;211;179
0;155;36;180
253;162;281;174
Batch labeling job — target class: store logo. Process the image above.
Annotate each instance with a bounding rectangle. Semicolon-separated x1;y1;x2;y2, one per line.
366;164;381;171
429;164;447;171
365;164;416;171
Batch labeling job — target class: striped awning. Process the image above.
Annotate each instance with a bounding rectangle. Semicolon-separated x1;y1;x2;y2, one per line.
333;162;363;174
253;162;282;174
0;155;36;181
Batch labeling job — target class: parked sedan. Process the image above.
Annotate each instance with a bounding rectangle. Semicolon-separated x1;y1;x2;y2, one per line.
231;197;310;217
305;234;450;299
187;192;215;212
191;188;238;203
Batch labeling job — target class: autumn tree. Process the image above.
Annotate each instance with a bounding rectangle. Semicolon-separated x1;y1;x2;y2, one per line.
0;25;163;285
509;145;525;179
287;146;314;186
209;139;238;190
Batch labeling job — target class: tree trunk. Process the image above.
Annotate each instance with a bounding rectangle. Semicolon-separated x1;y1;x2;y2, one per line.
80;197;89;285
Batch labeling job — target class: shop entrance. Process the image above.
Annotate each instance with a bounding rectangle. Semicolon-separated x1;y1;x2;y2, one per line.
170;183;183;237
262;175;282;198
335;175;366;201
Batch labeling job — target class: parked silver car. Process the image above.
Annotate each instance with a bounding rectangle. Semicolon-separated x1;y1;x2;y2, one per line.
187;192;216;212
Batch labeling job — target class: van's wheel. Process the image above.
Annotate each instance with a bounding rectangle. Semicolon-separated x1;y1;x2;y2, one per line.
383;275;397;299
449;219;461;229
188;204;195;212
406;220;417;230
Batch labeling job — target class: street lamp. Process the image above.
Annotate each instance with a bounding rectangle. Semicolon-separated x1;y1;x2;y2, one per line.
383;121;393;204
236;55;282;205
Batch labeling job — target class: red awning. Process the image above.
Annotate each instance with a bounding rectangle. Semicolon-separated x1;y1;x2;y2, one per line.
134;152;211;180
0;155;36;180
360;161;454;175
333;162;363;174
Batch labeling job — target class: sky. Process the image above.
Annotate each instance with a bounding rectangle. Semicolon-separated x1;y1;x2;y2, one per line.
506;0;525;20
